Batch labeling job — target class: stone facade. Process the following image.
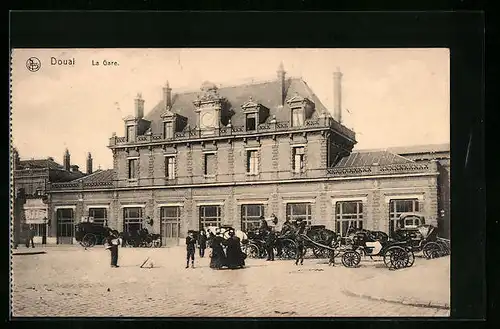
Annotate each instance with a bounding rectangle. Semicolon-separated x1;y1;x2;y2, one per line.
24;69;451;244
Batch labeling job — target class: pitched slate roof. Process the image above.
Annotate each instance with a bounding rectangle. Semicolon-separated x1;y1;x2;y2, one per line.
335;150;413;168
19;159;64;170
386;143;450;155
69;169;114;183
145;77;330;135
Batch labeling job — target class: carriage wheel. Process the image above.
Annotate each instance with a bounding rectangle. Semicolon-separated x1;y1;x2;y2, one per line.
436;240;450;256
244;244;260;259
423;242;441;259
384;246;408;270
153;239;162;248
281;239;297;259
82;233;97;248
406;249;415;268
341;250;361;268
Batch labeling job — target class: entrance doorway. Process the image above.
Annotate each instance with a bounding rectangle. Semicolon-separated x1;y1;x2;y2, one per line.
56;208;74;244
160;206;181;246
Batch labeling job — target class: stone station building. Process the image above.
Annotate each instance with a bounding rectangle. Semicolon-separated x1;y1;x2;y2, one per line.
15;65;451;246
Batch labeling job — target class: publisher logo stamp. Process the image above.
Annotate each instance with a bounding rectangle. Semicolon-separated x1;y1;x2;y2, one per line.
26;57;41;72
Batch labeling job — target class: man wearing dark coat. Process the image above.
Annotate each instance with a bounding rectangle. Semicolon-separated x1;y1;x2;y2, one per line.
105;230;120;268
186;231;196;268
258;216;269;235
224;230;245;269
198;230;207;258
295;220;307;265
265;229;276;261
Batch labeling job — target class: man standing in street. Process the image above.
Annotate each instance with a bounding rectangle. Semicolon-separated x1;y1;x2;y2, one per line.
105;230;120;268
186;231;196;268
198;230;207;258
26;225;35;248
265;228;276;261
295;220;307;265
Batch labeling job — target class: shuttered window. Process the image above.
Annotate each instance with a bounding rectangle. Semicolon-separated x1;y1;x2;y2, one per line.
246;150;259;175
204;153;216;176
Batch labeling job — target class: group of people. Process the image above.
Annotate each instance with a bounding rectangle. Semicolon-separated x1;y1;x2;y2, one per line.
185;228;246;270
257;214;308;266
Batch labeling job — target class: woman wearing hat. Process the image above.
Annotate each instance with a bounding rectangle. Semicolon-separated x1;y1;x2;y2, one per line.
224;229;246;269
209;229;226;269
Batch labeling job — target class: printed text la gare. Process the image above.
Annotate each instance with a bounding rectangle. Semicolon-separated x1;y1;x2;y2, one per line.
92;59;119;66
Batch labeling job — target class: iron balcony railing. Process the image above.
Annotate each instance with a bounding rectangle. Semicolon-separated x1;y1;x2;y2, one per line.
109;117;356;147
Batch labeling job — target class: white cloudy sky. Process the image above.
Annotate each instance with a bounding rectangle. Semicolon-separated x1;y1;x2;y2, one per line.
11;48;449;170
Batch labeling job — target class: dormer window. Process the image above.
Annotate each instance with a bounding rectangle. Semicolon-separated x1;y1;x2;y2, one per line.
161;109;187;139
246;113;257;131
163;121;174;139
292;108;304;127
126;125;134;142
287;93;315;127
241;96;269;132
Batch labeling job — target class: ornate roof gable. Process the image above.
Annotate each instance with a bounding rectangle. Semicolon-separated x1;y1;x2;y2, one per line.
241;96;261;112
286;93;314;108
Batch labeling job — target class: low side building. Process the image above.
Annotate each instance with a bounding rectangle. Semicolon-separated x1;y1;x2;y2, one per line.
12;148;91;245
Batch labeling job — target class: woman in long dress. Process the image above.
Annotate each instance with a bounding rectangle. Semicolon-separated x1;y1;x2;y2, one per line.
209;232;226;269
224;230;246;269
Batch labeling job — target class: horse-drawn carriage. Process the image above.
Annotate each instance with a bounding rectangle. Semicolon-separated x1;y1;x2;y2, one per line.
242;223;338;260
75;222;112;248
121;228;162;248
392;213;450;259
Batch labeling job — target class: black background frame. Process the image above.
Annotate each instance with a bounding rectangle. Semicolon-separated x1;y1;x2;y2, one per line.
7;10;487;328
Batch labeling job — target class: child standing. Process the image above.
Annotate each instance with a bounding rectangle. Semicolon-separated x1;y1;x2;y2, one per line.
198;230;207;258
186;231;196;268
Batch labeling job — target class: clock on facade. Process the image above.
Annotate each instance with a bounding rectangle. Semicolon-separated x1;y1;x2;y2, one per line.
201;112;215;127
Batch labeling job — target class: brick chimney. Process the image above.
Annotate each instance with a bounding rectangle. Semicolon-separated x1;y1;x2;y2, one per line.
277;62;286;106
333;67;343;123
134;93;145;119
12;147;20;170
86;152;93;174
63;148;71;171
163;80;172;110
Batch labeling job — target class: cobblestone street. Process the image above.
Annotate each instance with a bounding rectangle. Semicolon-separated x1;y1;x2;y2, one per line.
11;245;450;317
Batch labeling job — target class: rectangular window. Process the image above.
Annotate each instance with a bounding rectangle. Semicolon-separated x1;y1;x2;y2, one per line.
246;150;259;175
126;125;134;142
56;208;74;238
199;205;222;230
163;121;173;139
292;108;304;127
335;201;364;237
241;204;265;232
292;147;305;173
246;113;256;131
128;159;137;179
123;207;143;234
286;203;312;225
165;156;176;179
88;207;108;226
160;206;181;242
204;153;216;176
389;199;420;237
